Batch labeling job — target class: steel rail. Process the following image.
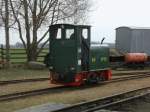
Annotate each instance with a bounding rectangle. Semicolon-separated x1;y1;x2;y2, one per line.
0;78;49;85
52;87;150;112
103;72;150;84
113;71;150;76
1;73;150;102
0;86;65;102
1;71;149;85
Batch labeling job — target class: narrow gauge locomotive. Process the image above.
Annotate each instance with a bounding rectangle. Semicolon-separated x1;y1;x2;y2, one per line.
45;24;112;86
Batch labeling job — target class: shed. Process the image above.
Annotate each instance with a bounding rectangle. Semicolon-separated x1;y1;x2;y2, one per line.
116;26;150;55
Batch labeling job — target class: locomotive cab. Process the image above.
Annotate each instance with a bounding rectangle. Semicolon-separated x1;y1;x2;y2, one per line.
48;24;90;85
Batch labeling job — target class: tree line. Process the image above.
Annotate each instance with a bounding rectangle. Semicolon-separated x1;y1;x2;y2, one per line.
0;0;92;67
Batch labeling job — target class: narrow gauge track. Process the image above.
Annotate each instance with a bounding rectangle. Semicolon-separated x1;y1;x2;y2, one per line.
0;86;65;102
105;72;150;84
0;78;49;85
113;71;150;76
52;87;150;112
1;73;150;102
0;71;149;86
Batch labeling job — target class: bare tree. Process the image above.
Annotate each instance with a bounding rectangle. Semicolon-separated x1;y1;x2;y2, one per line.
0;0;17;67
5;0;10;67
62;0;91;24
0;0;10;67
9;0;91;62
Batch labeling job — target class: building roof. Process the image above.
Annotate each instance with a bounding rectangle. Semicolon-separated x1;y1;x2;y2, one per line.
116;26;150;30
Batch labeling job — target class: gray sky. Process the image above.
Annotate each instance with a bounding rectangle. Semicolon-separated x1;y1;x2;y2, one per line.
90;0;150;43
1;0;150;44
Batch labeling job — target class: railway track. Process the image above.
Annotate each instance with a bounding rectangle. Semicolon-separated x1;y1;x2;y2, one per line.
0;71;149;86
113;71;150;76
52;86;150;112
0;86;65;102
1;73;150;102
0;78;49;85
103;72;150;84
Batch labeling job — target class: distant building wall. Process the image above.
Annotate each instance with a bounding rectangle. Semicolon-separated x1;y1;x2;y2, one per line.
116;27;131;53
132;29;150;55
116;27;150;55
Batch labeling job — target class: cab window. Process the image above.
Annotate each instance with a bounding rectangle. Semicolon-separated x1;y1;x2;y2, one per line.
66;29;75;39
56;28;61;39
82;29;88;39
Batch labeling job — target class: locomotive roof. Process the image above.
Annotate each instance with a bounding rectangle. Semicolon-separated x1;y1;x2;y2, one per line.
49;24;91;28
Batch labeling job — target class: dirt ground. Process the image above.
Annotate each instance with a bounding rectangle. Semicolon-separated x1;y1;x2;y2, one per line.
0;75;127;96
0;81;50;96
1;77;150;112
0;72;144;96
1;68;150;81
0;68;49;81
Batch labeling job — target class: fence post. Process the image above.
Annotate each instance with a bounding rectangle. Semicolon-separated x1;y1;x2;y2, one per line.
1;44;4;68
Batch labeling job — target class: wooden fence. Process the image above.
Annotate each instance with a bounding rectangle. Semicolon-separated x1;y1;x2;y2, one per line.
0;44;48;64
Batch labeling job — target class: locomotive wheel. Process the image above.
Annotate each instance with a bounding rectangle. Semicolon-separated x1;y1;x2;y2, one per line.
86;72;100;84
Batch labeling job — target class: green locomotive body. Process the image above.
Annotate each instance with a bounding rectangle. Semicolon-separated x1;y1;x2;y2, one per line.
89;45;110;71
46;24;111;86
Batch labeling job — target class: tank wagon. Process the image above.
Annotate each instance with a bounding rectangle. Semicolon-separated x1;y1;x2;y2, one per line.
124;53;148;68
110;53;149;69
125;53;148;63
45;24;112;86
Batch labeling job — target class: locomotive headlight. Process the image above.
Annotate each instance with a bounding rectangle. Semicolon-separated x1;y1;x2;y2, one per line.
49;66;53;70
78;59;81;66
78;48;81;53
70;67;75;71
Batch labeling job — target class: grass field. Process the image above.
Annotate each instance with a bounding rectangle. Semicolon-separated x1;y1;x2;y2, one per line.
0;68;49;81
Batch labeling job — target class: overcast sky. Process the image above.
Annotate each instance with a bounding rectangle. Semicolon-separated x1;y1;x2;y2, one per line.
90;0;150;43
1;0;150;44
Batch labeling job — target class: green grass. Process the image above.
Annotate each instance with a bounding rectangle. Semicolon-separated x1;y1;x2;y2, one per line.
0;68;49;81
